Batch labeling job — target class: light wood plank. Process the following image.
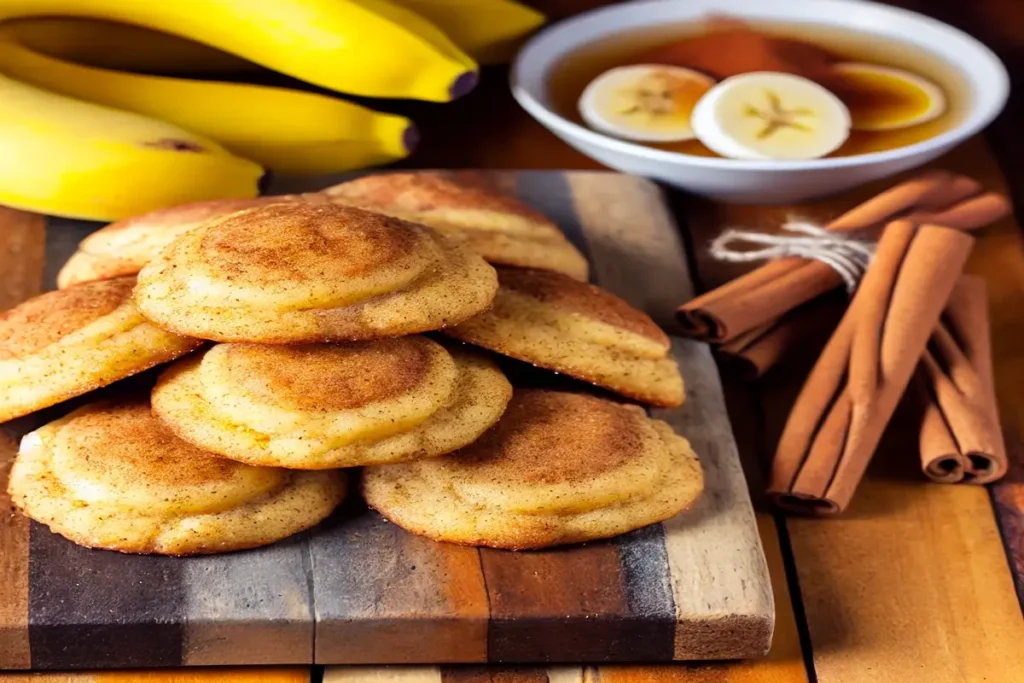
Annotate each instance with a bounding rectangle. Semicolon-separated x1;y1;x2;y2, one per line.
788;478;1024;683
182;536;314;665
788;139;1024;683
324;668;442;683
958;139;1024;602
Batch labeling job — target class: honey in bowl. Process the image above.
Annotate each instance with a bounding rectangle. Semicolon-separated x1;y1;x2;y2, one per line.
549;15;969;160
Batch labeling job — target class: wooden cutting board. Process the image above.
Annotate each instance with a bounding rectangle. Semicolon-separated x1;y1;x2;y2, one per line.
0;171;773;670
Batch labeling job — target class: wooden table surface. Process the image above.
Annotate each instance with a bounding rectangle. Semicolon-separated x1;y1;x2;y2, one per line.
3;1;1024;681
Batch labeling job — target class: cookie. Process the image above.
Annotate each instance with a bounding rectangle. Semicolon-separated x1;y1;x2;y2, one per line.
445;267;684;407
7;398;345;555
363;389;703;549
0;277;201;423
152;337;512;468
56;196;303;289
322;172;589;281
134;202;498;343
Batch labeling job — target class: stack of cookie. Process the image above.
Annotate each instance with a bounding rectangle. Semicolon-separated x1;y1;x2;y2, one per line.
4;172;702;555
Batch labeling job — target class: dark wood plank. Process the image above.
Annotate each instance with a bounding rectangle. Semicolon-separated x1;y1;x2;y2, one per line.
28;522;185;669
480;532;676;663
42;217;99;290
0;668;313;682
0;208;45;671
993;428;1024;605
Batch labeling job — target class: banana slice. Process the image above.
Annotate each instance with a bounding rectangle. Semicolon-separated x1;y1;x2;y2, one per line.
832;63;946;131
578;64;714;143
691;72;851;160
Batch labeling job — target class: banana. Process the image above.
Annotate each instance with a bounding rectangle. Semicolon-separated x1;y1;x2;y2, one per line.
0;73;262;220
0;0;543;73
391;0;545;64
0;37;417;175
0;0;485;218
0;0;478;102
691;72;851;160
579;65;715;143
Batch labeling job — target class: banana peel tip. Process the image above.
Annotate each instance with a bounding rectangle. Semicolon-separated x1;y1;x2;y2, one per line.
403;122;420;154
257;169;274;195
450;71;479;100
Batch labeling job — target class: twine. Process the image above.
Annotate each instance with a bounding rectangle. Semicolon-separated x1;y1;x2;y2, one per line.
710;221;875;292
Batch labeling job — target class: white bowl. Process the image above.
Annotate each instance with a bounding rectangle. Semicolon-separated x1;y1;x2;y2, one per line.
511;0;1009;203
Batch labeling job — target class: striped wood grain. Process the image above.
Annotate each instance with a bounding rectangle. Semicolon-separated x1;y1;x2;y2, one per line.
787;140;1024;683
319;172;774;673
325;668;442;683
326;508;807;683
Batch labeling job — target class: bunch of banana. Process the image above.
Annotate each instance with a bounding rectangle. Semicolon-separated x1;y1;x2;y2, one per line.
0;0;545;220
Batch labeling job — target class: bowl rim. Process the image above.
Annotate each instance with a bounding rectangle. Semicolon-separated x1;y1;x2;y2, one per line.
510;0;1010;171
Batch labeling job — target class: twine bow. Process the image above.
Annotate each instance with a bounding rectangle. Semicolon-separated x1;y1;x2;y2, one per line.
710;221;875;292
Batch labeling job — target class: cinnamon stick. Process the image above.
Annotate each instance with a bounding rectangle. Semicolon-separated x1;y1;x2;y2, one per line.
768;221;974;515
916;276;1006;484
712;193;1011;379
677;172;1006;343
905;192;1010;228
718;291;845;380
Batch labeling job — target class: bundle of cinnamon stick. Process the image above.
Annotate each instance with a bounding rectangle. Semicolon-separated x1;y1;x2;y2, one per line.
677;171;1010;514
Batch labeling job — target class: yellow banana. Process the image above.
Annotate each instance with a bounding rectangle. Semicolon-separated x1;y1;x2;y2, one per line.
0;38;417;175
0;0;542;73
0;0;478;102
0;0;493;219
392;0;546;64
0;73;262;220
